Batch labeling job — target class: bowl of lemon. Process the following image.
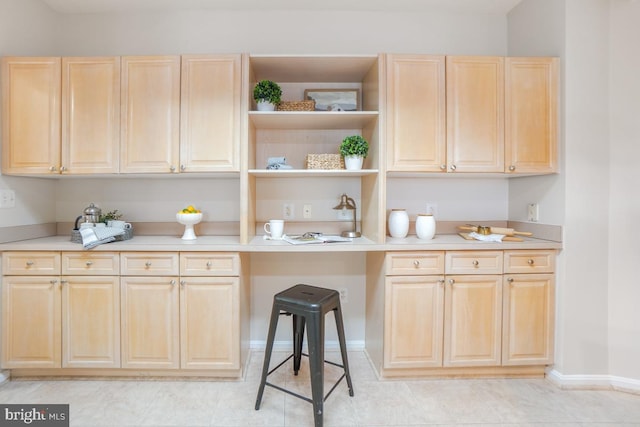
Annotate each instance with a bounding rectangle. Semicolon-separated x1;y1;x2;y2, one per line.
176;206;202;240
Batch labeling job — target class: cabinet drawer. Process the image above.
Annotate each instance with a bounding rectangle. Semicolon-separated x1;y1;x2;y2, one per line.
62;252;119;275
120;252;179;276
385;252;445;276
180;252;240;276
504;250;555;274
2;251;61;275
445;251;503;275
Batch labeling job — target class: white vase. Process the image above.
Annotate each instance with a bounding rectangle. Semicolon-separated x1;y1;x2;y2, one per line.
415;214;436;239
344;155;364;170
388;209;409;238
256;100;276;111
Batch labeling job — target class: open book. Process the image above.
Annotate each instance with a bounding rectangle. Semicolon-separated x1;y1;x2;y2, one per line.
282;234;353;245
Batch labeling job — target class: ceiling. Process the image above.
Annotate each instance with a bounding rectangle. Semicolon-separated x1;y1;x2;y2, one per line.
40;0;523;15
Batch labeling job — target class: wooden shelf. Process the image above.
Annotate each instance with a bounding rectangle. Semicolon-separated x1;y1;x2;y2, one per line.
248;169;378;178
248;111;379;130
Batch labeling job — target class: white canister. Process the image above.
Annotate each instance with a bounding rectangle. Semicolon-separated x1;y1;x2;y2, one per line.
415;213;436;240
388;209;409;238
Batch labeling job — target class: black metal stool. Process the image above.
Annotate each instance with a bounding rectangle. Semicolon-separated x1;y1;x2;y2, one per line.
255;284;354;427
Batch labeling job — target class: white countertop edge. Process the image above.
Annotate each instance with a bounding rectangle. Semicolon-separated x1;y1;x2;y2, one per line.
0;234;562;252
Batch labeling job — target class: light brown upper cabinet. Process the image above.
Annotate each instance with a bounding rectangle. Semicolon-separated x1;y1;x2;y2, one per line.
1;57;61;175
180;54;241;172
120;56;181;174
62;57;120;174
505;57;558;174
386;54;446;172
446;56;504;173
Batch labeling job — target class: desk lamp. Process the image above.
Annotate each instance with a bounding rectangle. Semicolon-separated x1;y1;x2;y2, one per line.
333;193;360;238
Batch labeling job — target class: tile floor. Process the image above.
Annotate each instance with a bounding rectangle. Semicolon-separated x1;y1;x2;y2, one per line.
1;350;640;426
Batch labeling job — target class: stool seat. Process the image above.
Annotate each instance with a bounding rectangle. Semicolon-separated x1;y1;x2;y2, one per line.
255;284;354;427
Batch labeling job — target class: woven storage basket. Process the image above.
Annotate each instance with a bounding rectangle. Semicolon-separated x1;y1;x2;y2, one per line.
305;154;345;170
276;100;316;111
71;227;134;244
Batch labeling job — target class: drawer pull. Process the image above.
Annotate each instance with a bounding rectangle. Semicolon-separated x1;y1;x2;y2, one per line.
85;261;93;267
527;259;535;265
26;261;34;267
206;261;212;268
413;260;420;267
472;260;479;267
145;261;152;268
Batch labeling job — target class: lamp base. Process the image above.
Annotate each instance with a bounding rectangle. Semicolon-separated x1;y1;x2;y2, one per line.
341;230;361;238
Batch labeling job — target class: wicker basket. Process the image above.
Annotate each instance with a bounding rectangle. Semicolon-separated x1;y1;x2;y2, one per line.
305;154;345;170
71;227;134;244
276;100;316;111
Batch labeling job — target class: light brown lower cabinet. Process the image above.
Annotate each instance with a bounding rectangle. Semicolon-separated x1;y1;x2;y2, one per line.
2;250;246;376
377;249;555;377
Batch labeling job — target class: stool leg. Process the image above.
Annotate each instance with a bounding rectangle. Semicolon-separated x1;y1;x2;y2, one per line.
306;311;325;427
333;307;354;397
293;314;306;375
255;306;281;410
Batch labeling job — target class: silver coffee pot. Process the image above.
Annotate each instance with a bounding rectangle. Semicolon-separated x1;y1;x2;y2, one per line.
74;203;102;229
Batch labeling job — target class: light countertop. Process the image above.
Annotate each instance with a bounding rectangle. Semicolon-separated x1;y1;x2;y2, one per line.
0;234;562;252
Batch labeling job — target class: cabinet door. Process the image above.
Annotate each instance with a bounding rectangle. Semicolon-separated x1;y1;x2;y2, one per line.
505;57;558;174
1;276;61;368
180;276;239;370
502;274;554;365
62;276;120;368
384;275;444;368
62;57;120;174
446;56;504;173
1;57;61;175
120;56;181;173
121;276;179;369
386;54;446;172
444;275;502;367
180;55;241;172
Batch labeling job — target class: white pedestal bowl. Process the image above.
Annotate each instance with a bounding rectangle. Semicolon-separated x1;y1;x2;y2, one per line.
176;213;203;240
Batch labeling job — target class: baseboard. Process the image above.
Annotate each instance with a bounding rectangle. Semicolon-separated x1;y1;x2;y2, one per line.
249;340;365;351
546;368;640;394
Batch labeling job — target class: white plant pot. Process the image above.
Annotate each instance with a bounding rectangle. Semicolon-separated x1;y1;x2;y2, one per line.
256;100;276;111
344;155;364;170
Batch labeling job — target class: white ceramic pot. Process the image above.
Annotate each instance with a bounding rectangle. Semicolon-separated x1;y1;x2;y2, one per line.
344;155;364;170
415;214;436;239
256;100;276;111
388;209;409;238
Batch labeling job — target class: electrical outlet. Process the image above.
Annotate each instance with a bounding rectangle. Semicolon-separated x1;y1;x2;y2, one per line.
303;204;312;219
425;202;438;217
283;203;294;219
339;288;348;303
527;203;539;222
0;189;16;208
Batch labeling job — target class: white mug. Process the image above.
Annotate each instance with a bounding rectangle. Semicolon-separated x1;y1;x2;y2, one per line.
264;220;284;239
108;220;131;229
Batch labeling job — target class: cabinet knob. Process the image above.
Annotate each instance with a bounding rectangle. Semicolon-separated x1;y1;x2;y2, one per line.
509;165;516;171
507;277;514;283
60;280;68;286
180;165;186;171
449;164;457;171
472;260;479;267
49;279;57;287
170;280;176;286
49;166;57;172
26;261;34;267
180;280;186;287
60;166;67;172
528;259;535;265
440;164;447;171
448;278;455;285
85;261;93;267
145;261;152;268
206;261;212;268
170;165;176;172
438;278;445;286
413;260;420;267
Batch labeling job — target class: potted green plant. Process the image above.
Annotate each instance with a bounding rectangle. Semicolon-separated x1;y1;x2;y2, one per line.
253;80;282;111
339;135;369;170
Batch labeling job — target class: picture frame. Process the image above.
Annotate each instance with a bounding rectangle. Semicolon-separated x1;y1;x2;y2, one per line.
303;88;361;111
